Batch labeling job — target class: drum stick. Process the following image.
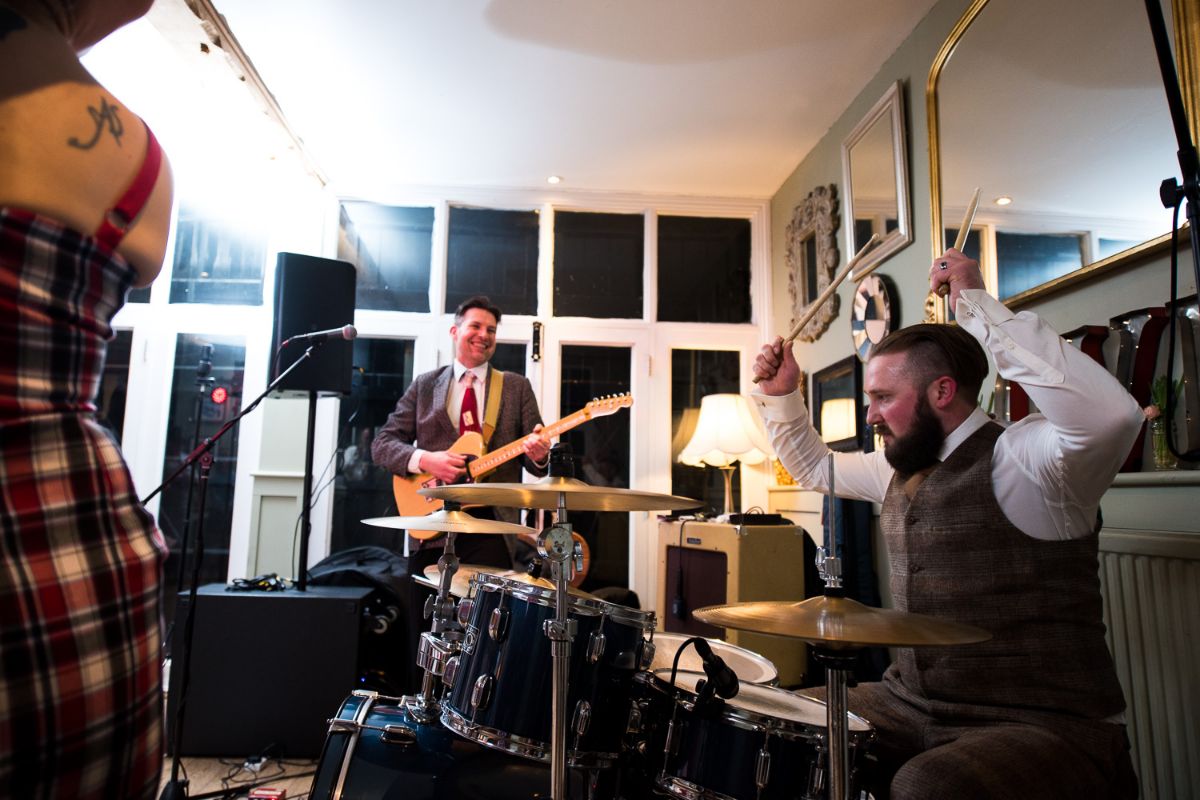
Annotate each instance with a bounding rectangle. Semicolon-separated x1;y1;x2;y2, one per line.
936;187;980;297
752;233;880;384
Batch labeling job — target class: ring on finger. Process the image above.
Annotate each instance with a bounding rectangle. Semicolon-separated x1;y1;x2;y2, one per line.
938;261;949;270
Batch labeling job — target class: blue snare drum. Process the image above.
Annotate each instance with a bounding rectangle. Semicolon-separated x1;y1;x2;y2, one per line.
310;691;611;799
441;572;655;767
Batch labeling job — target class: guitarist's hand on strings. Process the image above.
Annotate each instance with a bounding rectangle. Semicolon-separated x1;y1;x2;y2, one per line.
522;424;551;465
419;450;470;483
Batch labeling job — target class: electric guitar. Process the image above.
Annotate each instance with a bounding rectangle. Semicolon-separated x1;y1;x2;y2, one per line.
393;393;633;539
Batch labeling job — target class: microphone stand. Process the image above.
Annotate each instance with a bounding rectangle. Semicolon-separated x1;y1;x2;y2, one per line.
173;348;214;600
1144;0;1200;460
150;346;321;800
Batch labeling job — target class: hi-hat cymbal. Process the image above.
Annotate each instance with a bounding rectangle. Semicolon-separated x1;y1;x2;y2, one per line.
693;595;992;650
416;563;598;600
361;509;534;535
421;476;702;512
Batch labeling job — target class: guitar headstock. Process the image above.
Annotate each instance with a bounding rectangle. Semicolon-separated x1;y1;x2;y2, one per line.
585;393;633;417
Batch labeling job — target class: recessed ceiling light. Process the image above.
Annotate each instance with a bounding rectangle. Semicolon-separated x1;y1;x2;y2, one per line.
994;195;1013;206
547;175;562;185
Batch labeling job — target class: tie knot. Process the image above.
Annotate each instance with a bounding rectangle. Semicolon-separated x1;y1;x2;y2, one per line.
462;371;475;386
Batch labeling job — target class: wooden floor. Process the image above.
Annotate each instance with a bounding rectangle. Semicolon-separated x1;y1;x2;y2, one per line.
158;756;318;798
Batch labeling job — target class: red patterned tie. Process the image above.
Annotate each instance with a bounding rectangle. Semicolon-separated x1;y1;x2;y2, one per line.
459;371;482;435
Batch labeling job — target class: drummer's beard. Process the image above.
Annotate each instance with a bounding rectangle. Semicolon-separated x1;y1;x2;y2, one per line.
879;394;944;478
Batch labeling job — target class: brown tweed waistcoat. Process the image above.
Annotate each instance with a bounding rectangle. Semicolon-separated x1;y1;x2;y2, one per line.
879;422;1125;720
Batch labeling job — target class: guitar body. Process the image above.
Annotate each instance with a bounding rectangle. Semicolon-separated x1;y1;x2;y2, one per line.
393;431;485;540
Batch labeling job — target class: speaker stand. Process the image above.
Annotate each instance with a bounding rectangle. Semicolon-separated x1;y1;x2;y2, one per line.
297;388;317;591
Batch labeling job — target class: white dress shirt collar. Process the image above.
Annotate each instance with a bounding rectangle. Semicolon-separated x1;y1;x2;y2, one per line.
938;406;993;462
453;360;489;385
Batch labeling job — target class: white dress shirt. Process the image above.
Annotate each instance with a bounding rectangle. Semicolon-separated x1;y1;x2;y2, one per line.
407;361;489;474
753;290;1145;541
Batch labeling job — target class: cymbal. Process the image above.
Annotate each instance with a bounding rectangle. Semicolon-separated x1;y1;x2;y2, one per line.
421;476;702;512
416;563;598;600
361;509;534;535
693;595;992;650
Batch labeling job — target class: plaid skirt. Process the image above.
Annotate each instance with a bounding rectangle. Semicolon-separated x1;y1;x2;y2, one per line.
1;413;166;800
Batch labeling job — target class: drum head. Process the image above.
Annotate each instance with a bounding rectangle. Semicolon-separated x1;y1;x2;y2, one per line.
651;669;871;733
648;633;778;685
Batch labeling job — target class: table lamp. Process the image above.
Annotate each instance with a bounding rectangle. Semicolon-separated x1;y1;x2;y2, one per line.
678;393;774;520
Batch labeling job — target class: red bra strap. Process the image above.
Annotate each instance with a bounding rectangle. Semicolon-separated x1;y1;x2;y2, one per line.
94;123;163;250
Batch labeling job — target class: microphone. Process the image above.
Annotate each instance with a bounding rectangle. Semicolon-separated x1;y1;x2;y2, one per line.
281;324;357;347
694;638;739;700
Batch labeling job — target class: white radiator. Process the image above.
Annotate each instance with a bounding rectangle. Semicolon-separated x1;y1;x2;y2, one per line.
1099;530;1200;800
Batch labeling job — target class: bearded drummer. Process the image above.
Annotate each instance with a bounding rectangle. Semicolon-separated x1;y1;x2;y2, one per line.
751;251;1141;799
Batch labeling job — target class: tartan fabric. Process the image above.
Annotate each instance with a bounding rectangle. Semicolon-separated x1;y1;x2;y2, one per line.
1;209;166;799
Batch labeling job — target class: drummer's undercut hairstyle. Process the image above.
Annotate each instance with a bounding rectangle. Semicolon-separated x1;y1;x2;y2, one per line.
871;323;988;404
454;295;502;325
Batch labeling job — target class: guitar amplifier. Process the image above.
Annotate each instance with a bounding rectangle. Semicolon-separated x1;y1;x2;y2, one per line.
166;584;372;758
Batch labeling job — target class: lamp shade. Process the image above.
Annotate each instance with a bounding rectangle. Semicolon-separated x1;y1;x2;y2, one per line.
678;393;774;468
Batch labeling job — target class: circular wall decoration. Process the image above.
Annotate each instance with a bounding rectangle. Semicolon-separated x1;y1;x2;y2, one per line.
851;274;896;361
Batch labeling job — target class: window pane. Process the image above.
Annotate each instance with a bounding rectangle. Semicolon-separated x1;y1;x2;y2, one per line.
158;334;245;624
96;329;133;445
331;338;415;553
128;286;151;303
169;203;267;305
446;207;538;316
560;345;631;591
554;211;643;319
657;216;751;323
491;342;527;376
996;231;1083;300
671;349;741;516
339;202;433;312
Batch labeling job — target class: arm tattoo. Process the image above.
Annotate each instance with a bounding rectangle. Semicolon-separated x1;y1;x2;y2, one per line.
0;8;28;40
68;97;125;150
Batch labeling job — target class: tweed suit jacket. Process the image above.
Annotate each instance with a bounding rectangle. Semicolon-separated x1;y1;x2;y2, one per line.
371;364;546;524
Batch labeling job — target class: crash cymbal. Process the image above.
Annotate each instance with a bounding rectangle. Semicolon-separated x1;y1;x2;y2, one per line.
693;595;991;650
417;563;598;600
421;476;702;512
361;509;534;535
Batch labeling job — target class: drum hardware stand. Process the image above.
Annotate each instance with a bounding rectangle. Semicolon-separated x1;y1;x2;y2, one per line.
408;511;466;723
538;446;587;800
818;452;855;800
145;347;319;800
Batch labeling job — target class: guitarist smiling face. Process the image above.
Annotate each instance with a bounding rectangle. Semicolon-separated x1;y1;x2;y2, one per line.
451;301;499;368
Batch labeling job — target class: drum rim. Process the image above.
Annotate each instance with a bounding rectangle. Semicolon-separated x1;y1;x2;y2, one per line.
657;774;737;800
440;704;619;768
649;669;872;736
470;573;607;615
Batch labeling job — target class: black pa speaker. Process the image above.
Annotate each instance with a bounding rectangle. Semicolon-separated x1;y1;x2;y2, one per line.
270;252;356;396
167;584;371;758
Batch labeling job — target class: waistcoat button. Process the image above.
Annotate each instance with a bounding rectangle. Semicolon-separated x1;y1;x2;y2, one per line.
905;515;918;526
909;564;922;574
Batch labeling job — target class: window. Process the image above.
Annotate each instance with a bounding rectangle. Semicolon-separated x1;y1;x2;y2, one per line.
339;202;433;312
330;338;415;554
670;349;741;515
158;334;245;623
169;204;267;305
97;330;133;444
446;207;539;315
554;211;643;318
657;215;751;323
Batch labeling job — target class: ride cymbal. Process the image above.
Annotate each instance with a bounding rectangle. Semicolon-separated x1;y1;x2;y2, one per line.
417;564;598;600
694;595;992;650
421;476;701;512
361;509;534;535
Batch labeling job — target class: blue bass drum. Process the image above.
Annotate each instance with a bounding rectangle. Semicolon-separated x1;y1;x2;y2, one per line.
309;692;613;800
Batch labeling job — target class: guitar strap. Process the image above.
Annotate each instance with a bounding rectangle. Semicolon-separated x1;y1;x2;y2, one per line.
482;368;504;449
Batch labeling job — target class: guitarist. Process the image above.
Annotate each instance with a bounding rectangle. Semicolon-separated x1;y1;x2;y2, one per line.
372;296;550;682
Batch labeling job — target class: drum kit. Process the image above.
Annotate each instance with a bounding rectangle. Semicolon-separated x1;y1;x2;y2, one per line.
311;449;991;800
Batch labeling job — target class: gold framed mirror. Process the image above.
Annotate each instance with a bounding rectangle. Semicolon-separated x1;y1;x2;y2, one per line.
842;80;912;275
927;0;1198;321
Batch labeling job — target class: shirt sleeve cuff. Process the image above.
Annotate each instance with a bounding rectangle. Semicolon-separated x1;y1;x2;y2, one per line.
750;388;809;423
408;449;426;474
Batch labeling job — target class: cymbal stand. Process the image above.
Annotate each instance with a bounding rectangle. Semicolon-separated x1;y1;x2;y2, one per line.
408;507;464;722
538;489;579;800
820;452;852;800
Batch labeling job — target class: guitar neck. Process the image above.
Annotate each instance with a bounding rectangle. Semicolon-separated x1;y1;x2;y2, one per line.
468;407;593;479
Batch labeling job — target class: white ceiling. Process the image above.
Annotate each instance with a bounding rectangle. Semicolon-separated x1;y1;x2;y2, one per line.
206;0;939;200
